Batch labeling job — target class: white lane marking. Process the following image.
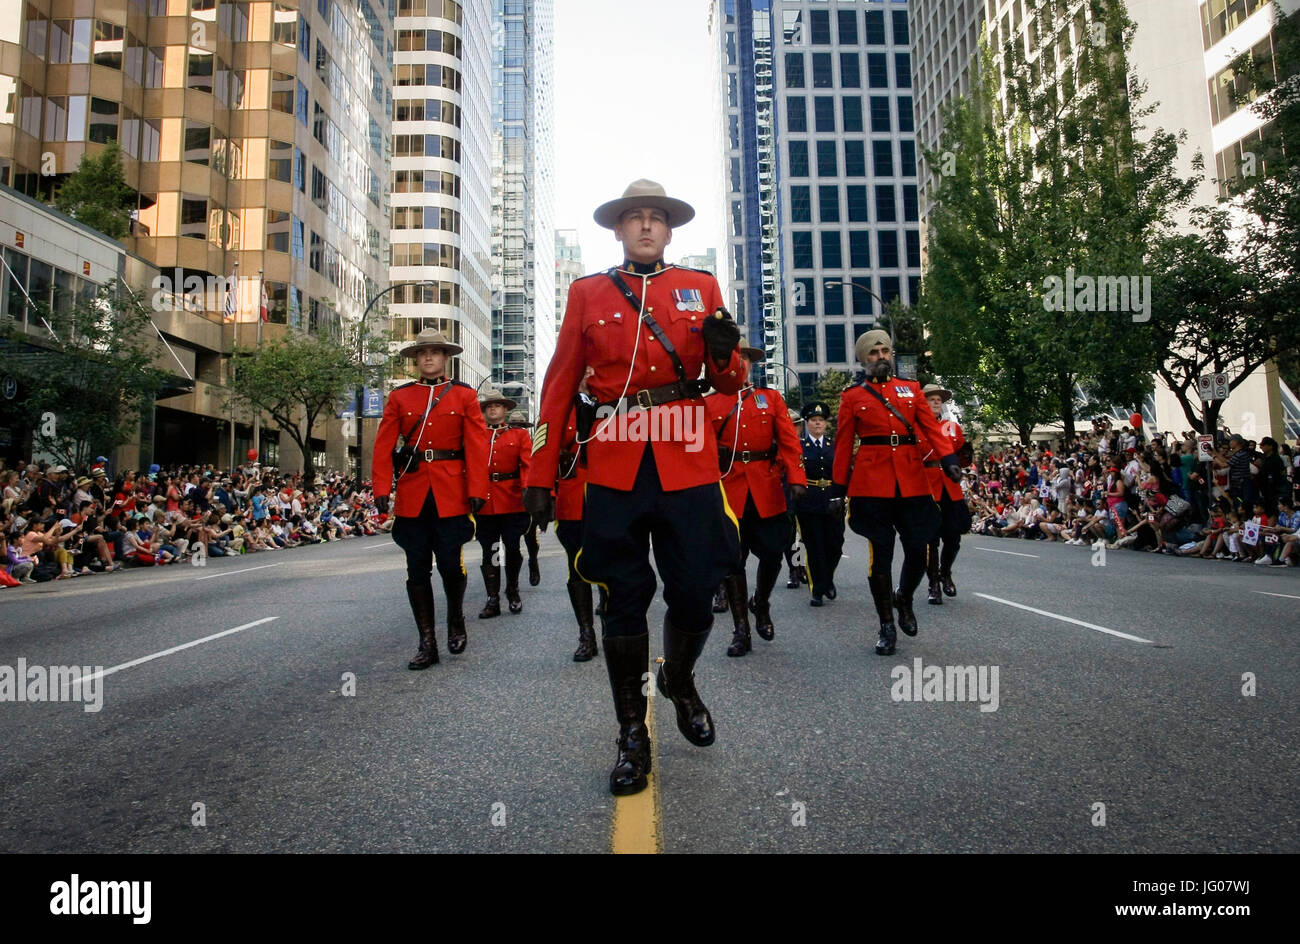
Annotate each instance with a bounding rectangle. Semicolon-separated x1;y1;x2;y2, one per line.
81;617;280;683
974;593;1155;644
194;563;285;581
364;542;398;550
974;547;1039;559
1253;590;1300;601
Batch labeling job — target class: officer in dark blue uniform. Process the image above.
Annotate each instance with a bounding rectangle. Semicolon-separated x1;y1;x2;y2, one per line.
793;402;845;607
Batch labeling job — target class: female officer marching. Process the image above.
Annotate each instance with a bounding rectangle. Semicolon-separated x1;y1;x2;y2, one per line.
371;329;490;669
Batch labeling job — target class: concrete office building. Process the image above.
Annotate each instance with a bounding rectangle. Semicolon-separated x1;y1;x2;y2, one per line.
0;0;393;474
553;225;581;342
909;0;1299;438
489;0;553;418
391;0;494;388
711;0;923;400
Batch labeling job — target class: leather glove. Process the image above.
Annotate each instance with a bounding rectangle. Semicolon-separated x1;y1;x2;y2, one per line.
523;486;555;530
943;457;963;484
468;497;485;515
374;495;389;515
701;307;741;363
789;484;807;500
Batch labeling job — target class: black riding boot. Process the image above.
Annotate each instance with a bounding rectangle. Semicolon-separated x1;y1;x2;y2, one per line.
748;558;780;641
406;579;439;670
505;553;523;614
712;582;727;613
604;633;651;796
657;616;715;746
926;538;943;606
569;578;597;662
939;538;960;597
526;526;541;586
723;572;752;657
894;551;924;636
868;573;897;656
443;569;467;654
478;564;501;618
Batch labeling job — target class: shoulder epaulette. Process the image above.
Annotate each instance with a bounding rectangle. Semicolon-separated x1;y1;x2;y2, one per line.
573;271;606;284
452;380;473;390
394;381;415;391
673;265;715;277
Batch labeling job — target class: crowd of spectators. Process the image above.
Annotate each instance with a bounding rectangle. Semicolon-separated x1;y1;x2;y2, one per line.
2;459;391;588
964;420;1300;568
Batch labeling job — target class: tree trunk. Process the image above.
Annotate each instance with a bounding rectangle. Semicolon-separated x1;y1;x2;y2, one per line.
1059;372;1076;443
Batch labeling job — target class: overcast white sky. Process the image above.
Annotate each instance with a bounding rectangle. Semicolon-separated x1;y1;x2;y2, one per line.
553;0;722;272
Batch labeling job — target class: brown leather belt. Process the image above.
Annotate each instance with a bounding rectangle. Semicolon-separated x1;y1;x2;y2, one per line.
923;460;941;468
721;446;777;463
489;470;520;481
860;434;917;446
421;449;464;462
602;379;709;413
807;478;833;487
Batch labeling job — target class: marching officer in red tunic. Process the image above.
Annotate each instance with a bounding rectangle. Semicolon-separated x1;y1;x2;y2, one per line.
474;386;532;617
922;384;972;604
832;330;961;655
523;179;744;796
705;347;806;656
372;329;490;669
509;409;544;587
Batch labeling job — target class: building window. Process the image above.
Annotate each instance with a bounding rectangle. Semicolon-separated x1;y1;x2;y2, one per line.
897;95;914;133
873;140;894;176
267;209;291;253
184;120;211;165
271;71;295;113
850;231;871;268
785;53;805;88
892;10;910;45
900;140;917;177
840;53;860;89
791;231;814;270
93;21;124;69
796;325;817;364
792;277;816;316
816;140;837;176
895;53;912;89
905;230;921;268
786;96;807;133
878;231;899;269
268;140;293;181
902;185;919;222
809;9;831;45
814;96;835;133
843;95;863;133
870;96;891;133
876;185;897;222
846;185;869;221
782;8;803;44
180;195;207;239
789;186;812;223
867;53;888;88
789;140;809;177
823;283;845;318
880;276;901;305
818;185;839;223
837;9;858;46
844;140;866;177
297;81;309;125
87;97;119;144
25;9;48;57
812;53;833;88
865;11;885;45
825;323;847;363
821;231;842;269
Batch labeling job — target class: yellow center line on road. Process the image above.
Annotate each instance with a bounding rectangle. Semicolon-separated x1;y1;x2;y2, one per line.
610;662;662;855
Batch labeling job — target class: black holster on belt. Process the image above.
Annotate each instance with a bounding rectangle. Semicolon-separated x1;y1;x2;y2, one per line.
392;445;417;478
575;391;598;444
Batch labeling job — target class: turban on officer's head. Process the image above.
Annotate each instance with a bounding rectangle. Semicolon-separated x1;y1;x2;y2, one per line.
854;329;892;365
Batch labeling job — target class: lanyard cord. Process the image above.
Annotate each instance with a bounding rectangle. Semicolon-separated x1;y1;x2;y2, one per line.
576;270;647;446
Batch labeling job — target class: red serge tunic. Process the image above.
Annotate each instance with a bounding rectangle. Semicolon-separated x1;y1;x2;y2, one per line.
527;264;746;493
705;386;806;518
371;379;490;517
926;420;967;502
833;377;954;499
481;425;531;515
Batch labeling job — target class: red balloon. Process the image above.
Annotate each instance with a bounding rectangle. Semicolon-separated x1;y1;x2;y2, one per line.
247;449;258;461
1129;413;1143;429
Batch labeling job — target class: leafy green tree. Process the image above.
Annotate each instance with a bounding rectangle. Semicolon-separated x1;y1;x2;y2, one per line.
812;368;852;425
0;282;170;467
52;141;136;241
921;0;1200;442
227;333;372;478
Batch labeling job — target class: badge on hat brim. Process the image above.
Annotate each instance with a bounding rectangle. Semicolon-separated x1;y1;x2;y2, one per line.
671;289;705;312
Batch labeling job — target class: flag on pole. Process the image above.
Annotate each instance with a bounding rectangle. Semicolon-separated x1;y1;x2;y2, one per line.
223;273;237;321
259;278;269;323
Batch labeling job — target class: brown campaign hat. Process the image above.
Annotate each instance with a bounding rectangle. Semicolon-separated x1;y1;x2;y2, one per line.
594;179;696;229
921;383;953;402
739;345;766;362
398;328;463;359
478;386;518;410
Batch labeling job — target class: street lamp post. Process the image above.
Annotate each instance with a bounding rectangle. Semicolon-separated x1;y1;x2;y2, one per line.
352;281;438;490
824;279;894;351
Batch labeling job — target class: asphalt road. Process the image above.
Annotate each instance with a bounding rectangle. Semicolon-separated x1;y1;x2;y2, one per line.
0;526;1295;853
